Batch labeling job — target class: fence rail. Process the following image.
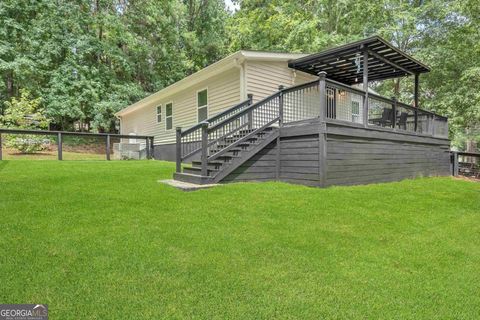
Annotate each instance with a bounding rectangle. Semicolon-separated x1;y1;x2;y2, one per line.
0;128;154;161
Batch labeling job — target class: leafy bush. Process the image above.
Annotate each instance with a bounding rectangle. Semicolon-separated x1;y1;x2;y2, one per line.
0;90;51;154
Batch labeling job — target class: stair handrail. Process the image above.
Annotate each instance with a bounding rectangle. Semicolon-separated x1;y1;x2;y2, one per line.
180;97;252;137
176;97;253;170
175;80;326;173
207;92;281;133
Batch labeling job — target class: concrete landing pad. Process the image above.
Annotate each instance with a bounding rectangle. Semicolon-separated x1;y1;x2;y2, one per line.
159;179;220;191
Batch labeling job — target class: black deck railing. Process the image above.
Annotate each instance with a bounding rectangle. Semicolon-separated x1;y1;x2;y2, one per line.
175;75;449;175
0;128;154;161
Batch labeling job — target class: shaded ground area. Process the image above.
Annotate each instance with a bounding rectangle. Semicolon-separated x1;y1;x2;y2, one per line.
0;161;479;319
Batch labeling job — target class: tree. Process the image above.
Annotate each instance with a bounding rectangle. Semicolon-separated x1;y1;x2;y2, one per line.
0;0;229;132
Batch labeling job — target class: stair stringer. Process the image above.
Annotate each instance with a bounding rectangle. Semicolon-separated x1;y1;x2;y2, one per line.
212;129;279;183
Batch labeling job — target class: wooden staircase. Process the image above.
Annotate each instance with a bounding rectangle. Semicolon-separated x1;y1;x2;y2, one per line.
174;127;278;184
173;80;319;185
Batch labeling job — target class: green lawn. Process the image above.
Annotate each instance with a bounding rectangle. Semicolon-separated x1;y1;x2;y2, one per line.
0;160;479;319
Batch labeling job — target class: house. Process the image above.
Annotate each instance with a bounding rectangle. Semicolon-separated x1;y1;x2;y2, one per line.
115;51;316;160
117;36;451;187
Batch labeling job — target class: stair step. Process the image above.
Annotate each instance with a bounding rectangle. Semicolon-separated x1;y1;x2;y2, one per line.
183;166;218;176
216;155;240;161
192;161;224;169
210;147;243;154
173;172;214;185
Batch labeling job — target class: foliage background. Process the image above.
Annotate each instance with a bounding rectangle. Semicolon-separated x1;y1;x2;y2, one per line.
0;0;478;150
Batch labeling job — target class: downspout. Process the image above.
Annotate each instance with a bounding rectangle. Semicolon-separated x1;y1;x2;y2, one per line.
114;114;122;135
235;57;247;101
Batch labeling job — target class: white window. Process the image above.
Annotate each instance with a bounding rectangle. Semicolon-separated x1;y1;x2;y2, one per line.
165;102;173;130
156;105;162;123
197;89;208;122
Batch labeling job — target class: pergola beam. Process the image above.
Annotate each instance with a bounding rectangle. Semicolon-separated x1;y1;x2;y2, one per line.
367;49;414;75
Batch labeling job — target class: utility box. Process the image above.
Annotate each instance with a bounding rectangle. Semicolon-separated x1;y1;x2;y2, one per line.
113;143;146;160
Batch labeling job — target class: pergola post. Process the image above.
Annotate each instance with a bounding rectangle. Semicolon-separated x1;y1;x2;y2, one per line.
414;73;419;132
362;48;369;127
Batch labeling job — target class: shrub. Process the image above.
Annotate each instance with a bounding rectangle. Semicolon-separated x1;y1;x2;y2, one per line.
1;90;51;154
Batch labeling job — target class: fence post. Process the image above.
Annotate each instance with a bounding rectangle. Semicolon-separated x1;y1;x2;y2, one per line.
0;133;2;161
247;93;253;129
175;127;182;173
106;134;111;161
201;122;208;176
57;132;62;160
391;96;397;129
452;151;459;176
318;71;327;122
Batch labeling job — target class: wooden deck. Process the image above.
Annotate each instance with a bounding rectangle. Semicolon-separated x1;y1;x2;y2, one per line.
173;37;450;187
223;118;450;187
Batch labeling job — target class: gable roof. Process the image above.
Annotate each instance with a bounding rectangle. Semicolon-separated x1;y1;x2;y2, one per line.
116;50;308;116
288;36;430;85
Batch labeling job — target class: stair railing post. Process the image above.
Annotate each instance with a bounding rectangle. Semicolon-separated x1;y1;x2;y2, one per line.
201;122;209;176
318;71;327;122
106;134;111;161
391;96;397;129
145;137;150;159
150;137;154;159
175;127;182;173
57;132;62;160
278;85;284;127
247;93;253;129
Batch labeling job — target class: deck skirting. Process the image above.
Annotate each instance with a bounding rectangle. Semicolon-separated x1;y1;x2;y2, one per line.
223;119;451;187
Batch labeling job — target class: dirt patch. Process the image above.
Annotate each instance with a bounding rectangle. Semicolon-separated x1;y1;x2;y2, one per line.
453;176;480;183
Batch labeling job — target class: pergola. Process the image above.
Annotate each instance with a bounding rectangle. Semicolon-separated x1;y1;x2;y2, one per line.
288;36;430;109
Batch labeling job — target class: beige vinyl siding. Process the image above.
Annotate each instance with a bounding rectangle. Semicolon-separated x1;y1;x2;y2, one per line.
121;68;241;145
245;61;316;103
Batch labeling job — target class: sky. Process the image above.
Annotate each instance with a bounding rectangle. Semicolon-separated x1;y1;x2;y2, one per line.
224;0;240;11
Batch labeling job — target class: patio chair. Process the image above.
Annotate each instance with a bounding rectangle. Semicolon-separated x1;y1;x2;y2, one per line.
380;108;393;127
397;112;408;130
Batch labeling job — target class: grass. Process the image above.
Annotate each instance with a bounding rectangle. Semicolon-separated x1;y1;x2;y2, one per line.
0;160;479;319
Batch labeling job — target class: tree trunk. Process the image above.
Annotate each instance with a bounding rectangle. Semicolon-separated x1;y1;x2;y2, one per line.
394;78;400;96
6;70;14;99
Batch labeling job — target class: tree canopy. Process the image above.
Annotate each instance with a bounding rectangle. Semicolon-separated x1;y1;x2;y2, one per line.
0;0;478;150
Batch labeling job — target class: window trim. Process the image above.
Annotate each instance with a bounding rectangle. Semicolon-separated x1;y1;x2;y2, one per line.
196;87;209;122
165;101;173;131
156;104;162;123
